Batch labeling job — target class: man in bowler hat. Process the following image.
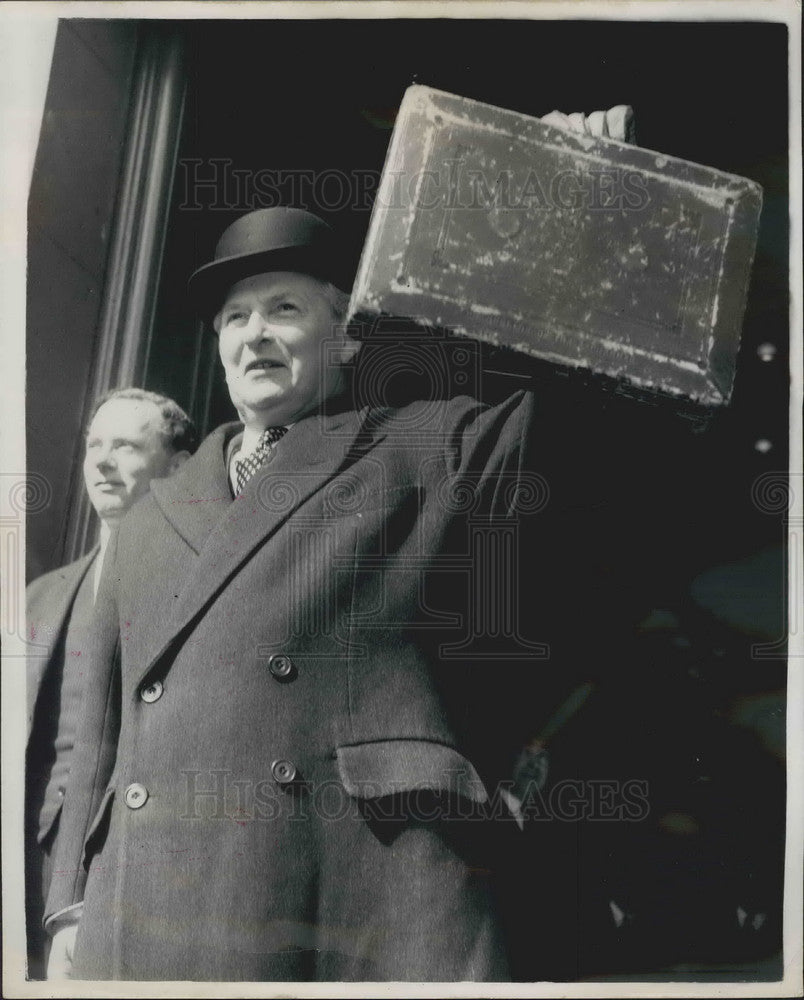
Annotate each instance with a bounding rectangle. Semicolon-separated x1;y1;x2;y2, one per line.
45;205;551;981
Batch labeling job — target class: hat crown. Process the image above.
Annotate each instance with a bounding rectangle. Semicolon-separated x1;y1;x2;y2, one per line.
215;207;334;261
188;206;349;317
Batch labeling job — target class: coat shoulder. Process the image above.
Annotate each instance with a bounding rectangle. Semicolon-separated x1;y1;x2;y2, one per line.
26;552;95;615
26;563;69;604
370;390;533;438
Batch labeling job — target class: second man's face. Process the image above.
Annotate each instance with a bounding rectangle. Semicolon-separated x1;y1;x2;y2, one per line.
83;398;180;525
215;271;355;427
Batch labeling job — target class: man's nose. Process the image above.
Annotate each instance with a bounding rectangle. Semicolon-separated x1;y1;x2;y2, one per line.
94;445;116;470
242;310;272;346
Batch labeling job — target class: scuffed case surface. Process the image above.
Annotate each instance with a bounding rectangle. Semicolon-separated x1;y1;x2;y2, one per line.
349;86;763;406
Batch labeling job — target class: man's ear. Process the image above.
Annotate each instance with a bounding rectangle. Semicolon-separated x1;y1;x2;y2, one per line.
168;450;192;475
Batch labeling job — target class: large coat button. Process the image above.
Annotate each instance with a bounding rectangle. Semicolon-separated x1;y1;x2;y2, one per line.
271;759;297;785
268;654;295;680
140;680;164;703
124;783;149;809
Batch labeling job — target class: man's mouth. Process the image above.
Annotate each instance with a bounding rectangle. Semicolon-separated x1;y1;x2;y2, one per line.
245;359;284;374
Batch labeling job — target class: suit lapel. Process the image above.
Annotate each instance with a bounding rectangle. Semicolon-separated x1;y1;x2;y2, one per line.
26;547;99;740
136;405;381;688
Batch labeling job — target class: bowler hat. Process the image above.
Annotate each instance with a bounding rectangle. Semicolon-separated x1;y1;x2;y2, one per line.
188;207;348;318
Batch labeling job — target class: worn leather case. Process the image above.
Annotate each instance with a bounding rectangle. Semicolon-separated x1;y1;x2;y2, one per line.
349;85;763;407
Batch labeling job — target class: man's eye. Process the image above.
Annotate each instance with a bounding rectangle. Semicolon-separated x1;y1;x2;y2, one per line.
275;301;298;313
224;310;248;325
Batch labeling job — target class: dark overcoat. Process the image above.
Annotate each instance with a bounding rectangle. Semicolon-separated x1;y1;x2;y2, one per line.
47;392;550;981
26;549;98;744
25;547;98;975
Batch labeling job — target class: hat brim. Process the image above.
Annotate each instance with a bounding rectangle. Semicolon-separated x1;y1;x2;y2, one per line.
188;245;349;320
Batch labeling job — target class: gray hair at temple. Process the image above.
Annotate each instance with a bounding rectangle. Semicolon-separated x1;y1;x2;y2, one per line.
89;388;199;455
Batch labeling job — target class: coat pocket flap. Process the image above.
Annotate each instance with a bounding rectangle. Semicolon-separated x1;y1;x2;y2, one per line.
81;785;115;871
335;740;488;804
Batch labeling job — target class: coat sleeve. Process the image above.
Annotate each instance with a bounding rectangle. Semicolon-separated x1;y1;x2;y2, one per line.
445;389;542;520
428;391;540;782
451;384;666;762
440;387;652;772
43;535;122;925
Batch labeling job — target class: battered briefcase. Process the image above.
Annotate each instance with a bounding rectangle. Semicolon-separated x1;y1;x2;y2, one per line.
348;85;763;407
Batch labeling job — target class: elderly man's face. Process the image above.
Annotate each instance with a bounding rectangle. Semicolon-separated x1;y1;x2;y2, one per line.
83;398;179;524
216;271;354;427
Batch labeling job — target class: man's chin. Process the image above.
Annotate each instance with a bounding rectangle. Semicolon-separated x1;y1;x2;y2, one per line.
242;388;286;407
235;393;298;425
92;499;126;519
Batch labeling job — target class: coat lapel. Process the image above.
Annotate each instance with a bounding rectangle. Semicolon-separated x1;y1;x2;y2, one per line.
26;547;99;740
137;405;381;688
148;422;239;554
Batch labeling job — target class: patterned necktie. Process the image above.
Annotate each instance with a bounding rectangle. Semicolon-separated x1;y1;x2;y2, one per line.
234;426;288;495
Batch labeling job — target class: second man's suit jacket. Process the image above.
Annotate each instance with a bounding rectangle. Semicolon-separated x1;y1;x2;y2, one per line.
25;547;99;976
27;549;98;738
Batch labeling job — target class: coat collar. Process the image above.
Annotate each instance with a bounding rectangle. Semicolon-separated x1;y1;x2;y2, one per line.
149;402;373;552
137;402;383;689
149;422;239;554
